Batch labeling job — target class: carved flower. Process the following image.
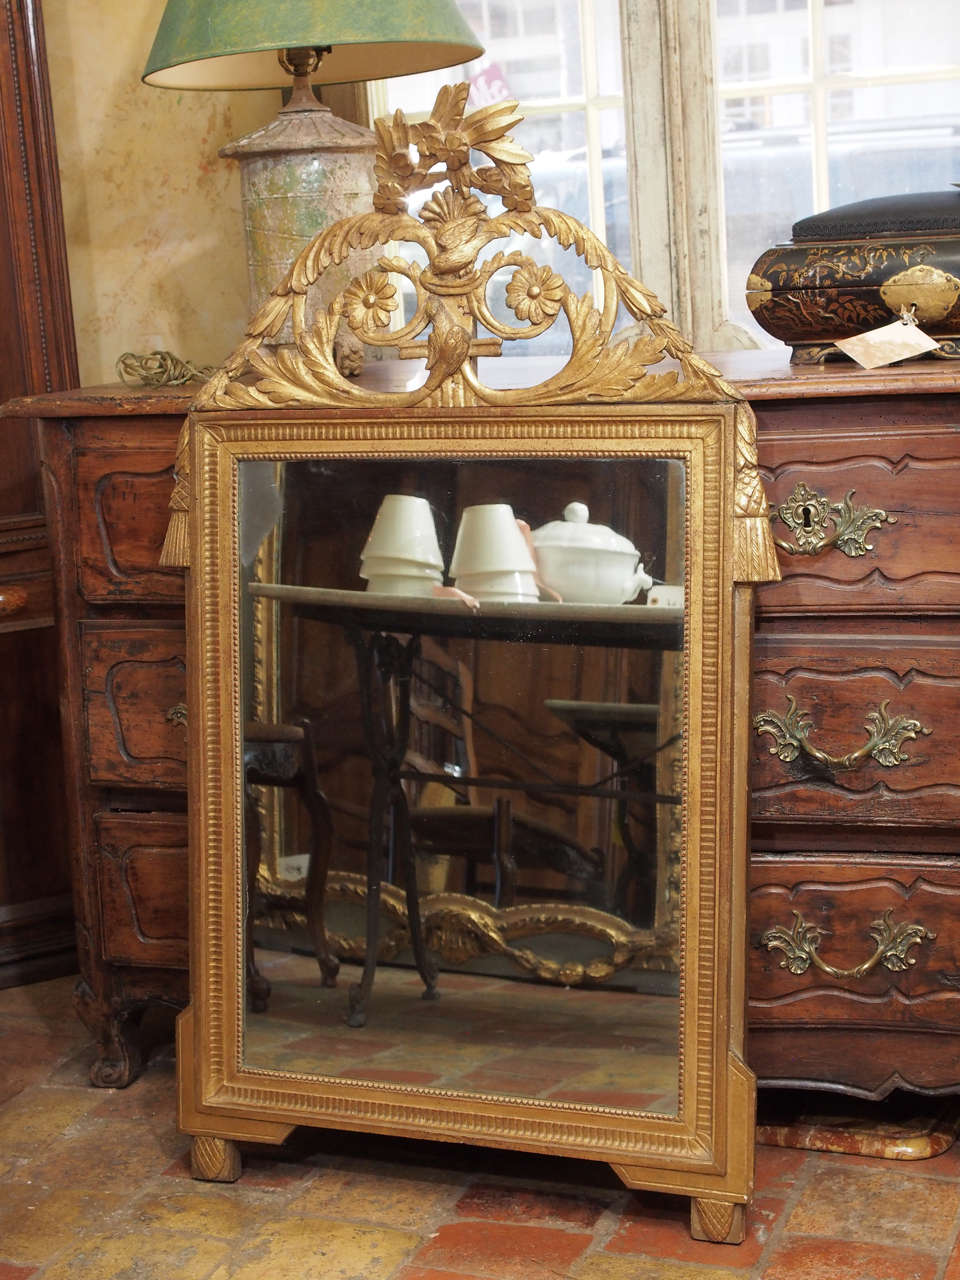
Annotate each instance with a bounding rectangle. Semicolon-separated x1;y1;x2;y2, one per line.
505;264;565;324
417;123;471;172
342;271;398;334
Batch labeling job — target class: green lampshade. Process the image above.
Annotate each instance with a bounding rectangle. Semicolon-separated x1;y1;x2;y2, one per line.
143;0;483;89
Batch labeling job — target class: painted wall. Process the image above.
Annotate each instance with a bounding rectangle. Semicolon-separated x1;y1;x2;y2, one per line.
44;0;278;385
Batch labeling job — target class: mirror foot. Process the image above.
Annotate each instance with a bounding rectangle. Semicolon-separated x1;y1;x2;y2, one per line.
690;1198;745;1244
190;1136;241;1183
420;985;440;1002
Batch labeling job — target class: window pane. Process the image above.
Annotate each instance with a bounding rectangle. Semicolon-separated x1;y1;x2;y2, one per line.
716;0;960;343
826;1;960;74
600;107;631;272
827;84;960;205
376;1;626;357
720;93;813;335
594;0;624;98
480;111;596;355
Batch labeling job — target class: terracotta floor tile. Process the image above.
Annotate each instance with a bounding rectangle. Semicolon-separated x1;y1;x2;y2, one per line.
453;1181;613;1228
215;1216;420;1280
338;1066;442;1085
606;1192;783;1267
945;1230;960;1280
0;977;78;1021
34;1229;229;1280
0;1265;38;1279
125;1187;272;1238
0;1085;100;1158
753;1145;809;1196
396;1269;492;1280
285;1032;397;1057
547;1089;669;1111
291;1165;461;1229
572;1255;751;1279
0;1184;127;1265
411;1219;593;1280
0;1027;81;1072
760;1237;942;1280
785;1165;960;1248
21;1116;189;1190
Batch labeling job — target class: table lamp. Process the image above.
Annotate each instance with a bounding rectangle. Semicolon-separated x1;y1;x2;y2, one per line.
143;1;483;361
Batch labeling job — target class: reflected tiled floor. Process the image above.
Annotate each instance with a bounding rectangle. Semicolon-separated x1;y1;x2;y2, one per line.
1;975;959;1279
247;951;680;1113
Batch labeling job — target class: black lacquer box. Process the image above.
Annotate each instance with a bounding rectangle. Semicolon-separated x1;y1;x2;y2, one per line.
746;190;960;363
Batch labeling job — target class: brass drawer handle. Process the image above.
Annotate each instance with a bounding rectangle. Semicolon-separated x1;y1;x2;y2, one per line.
771;482;896;557
0;586;28;617
754;696;930;770
761;908;936;981
166;703;188;729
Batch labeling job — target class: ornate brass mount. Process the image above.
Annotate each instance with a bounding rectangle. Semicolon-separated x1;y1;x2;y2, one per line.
754;696;930;771
771;481;896;557
760;908;936;981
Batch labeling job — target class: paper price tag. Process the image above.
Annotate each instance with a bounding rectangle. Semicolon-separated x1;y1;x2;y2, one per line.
834;310;940;369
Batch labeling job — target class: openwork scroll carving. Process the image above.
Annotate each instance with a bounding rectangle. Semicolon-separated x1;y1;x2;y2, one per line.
166;84;778;584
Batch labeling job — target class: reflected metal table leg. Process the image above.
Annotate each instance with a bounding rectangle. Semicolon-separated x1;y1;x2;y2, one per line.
395;786;438;1000
346;770;388;1027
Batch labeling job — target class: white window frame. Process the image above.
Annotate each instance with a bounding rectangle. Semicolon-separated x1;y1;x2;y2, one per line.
620;0;752;350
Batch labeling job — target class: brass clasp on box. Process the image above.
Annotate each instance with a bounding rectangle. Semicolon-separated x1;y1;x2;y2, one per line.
770;481;896;557
753;696;930;770
760;908;936;981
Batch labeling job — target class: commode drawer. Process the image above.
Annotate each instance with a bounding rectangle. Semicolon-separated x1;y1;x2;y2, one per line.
95;811;188;968
749;855;960;1033
751;635;960;827
755;418;960;615
74;425;185;603
82;623;187;788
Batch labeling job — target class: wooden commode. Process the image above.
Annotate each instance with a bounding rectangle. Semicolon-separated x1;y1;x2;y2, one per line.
8;351;960;1099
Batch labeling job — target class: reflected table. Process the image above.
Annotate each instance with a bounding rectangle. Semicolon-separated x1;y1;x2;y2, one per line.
251;584;684;1026
545;699;680;924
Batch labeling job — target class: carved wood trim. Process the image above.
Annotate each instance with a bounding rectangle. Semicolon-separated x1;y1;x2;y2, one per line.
0;0;78;398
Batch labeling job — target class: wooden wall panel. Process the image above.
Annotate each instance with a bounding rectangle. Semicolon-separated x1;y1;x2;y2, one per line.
0;0;79;986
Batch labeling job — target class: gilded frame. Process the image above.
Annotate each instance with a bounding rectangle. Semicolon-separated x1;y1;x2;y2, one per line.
179;399;757;1241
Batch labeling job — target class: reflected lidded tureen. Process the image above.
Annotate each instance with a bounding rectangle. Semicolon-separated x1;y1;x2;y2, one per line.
531;501;653;605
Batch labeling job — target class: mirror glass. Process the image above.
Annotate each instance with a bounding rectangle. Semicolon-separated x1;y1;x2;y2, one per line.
237;454;686;1116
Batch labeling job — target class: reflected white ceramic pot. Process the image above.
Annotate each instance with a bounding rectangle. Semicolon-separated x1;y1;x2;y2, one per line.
454;569;539;603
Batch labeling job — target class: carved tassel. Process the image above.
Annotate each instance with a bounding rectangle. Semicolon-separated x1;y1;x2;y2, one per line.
733;402;781;584
736;516;781;585
159;421;191;568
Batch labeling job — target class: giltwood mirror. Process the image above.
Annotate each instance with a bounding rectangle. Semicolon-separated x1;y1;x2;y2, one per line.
174;86;779;1243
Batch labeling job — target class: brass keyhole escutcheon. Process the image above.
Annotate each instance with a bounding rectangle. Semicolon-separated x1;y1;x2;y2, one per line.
771;481;896;557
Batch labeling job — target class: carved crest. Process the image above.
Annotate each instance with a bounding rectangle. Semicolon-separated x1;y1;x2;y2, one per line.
195;83;739;413
164;86;779;584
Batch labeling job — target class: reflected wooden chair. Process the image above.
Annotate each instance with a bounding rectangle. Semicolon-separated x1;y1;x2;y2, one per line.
243;718;340;1008
406;640;605;908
